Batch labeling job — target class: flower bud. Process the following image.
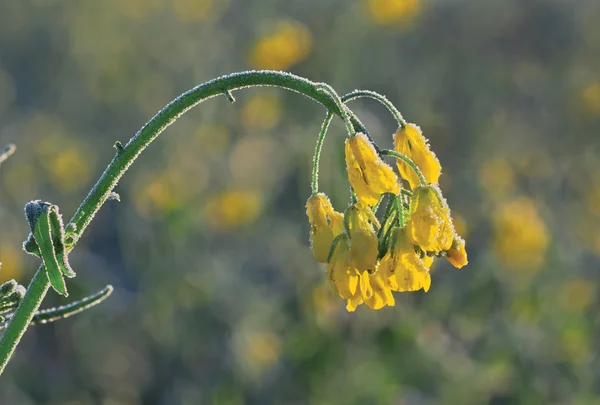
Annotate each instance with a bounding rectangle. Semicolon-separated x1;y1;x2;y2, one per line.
345;203;379;273
394;124;441;189
407;185;454;252
345;133;400;206
446;236;468;269
306;193;344;263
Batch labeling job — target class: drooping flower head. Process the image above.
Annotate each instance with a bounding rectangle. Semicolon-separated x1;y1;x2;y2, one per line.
306;193;344;263
305;101;467;312
394;123;441;189
345;133;400;206
406;185;454;253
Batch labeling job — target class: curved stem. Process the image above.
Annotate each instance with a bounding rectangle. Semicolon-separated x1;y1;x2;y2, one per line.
342;90;406;128
68;71;367;241
380;149;426;186
311;112;333;194
0;70;370;375
316;84;354;136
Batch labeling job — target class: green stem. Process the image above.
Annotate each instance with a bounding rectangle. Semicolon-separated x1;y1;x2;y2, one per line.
342;90;406;128
316;84;354;136
0;269;49;374
396;194;406;227
380;149;426;186
311;111;333;194
0;70;370;375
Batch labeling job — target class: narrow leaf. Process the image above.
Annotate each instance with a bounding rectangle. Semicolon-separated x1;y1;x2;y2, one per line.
0;285;113;329
31;285;113;325
33;210;68;296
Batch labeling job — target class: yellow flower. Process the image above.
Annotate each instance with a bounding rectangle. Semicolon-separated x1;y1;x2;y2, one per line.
327;236;373;311
446;236;468;269
393;123;441;189
364;271;395;310
345;133;400;206
306;193;344;263
406;185;454;252
345;203;380;272
379;228;432;292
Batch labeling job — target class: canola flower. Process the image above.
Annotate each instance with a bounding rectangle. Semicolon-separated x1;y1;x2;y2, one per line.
307;121;467;312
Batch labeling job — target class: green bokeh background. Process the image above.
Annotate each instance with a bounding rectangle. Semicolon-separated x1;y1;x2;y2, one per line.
1;0;600;403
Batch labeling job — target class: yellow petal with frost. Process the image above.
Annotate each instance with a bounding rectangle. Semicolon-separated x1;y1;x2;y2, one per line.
310;225;335;263
394;124;441;189
365;272;395;310
407;185;454;252
345;133;400;206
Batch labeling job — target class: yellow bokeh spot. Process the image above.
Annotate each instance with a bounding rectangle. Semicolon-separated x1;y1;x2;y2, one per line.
135;171;194;216
559;279;595;312
586;183;600;218
493;198;550;273
509;295;541;324
0;245;24;283
580;82;600;117
594;233;600;256
249;20;312;70
245;331;280;369
452;213;468;239
241;93;281;130
562;327;590;363
366;0;421;26
204;189;263;230
479;157;515;198
48;147;95;192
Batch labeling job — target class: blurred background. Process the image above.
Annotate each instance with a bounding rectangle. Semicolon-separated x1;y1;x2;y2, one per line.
1;0;599;403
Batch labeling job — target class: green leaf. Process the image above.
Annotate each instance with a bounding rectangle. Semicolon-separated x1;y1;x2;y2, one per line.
48;208;76;278
57;253;76;278
33;210;68;296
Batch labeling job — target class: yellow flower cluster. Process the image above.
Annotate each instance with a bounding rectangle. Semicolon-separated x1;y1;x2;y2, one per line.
306;126;467;312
